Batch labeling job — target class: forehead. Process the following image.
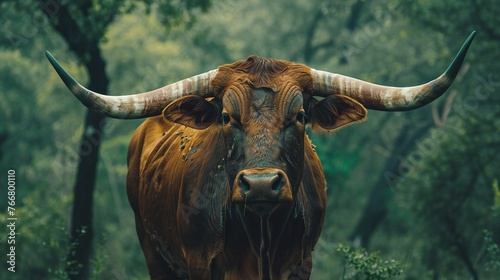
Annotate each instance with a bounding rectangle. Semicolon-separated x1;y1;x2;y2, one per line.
222;86;303;117
252;88;277;108
211;56;314;98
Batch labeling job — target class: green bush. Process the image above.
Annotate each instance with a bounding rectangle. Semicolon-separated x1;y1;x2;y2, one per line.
337;243;404;280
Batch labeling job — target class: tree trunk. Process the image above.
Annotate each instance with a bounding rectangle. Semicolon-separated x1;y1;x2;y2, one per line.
41;1;111;277
301;0;365;64
66;46;108;280
39;0;212;278
349;122;431;248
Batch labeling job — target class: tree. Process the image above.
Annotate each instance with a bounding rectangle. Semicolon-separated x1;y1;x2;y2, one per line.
2;1;211;279
349;118;433;248
384;0;500;278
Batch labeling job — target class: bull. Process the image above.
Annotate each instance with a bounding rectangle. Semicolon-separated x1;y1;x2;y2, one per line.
46;32;475;279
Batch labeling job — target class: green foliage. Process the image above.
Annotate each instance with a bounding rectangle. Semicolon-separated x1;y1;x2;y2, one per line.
0;187;71;279
381;1;500;279
388;97;499;278
1;0;499;279
337;243;404;279
483;230;500;271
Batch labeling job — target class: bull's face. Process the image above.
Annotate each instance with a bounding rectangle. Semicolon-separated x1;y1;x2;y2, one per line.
163;80;367;217
222;86;306;216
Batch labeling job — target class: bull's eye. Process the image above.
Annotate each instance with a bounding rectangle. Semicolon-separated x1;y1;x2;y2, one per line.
221;113;231;125
297;111;307;123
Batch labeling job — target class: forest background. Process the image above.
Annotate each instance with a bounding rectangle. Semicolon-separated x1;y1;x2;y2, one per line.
1;0;499;279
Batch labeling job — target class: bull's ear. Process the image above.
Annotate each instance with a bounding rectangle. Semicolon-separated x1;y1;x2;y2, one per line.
163;96;219;129
309;95;367;131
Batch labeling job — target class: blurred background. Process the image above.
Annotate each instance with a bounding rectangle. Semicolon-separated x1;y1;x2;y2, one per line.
1;0;499;279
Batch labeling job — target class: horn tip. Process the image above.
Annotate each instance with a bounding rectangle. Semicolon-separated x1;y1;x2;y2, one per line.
45;50;59;67
45;51;81;90
444;31;476;79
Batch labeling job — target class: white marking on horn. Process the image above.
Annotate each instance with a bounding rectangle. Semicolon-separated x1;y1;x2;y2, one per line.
402;87;414;105
176;82;184;98
111;98;121;114
133;96;144;115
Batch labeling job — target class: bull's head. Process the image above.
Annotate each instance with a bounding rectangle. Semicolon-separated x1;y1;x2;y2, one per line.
46;32;475;218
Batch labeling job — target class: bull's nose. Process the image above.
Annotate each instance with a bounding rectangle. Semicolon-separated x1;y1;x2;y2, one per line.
232;169;292;216
239;172;284;199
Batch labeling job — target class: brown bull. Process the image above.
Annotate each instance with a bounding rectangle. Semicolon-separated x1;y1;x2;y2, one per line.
46;32;475;279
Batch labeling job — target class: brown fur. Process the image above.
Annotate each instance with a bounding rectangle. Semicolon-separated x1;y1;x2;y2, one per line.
128;117;326;279
127;56;366;279
212;56;314;95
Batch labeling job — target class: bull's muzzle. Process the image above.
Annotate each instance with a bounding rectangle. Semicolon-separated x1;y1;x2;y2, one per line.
232;168;293;216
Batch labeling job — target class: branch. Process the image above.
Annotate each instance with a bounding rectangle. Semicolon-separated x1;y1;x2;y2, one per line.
345;0;365;31
443;214;480;280
433;63;470;127
40;0;123;60
40;1;85;56
303;0;366;63
303;6;327;63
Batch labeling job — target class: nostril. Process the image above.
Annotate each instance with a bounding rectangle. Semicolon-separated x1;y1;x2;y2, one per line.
271;173;284;192
239;176;251;194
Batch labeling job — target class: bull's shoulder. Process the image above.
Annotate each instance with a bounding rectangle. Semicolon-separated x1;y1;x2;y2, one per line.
128;116;225;180
127;116;177;209
128;116;178;162
129;116;172;148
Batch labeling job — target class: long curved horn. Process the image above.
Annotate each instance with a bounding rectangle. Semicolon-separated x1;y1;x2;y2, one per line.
311;31;476;111
45;51;218;119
